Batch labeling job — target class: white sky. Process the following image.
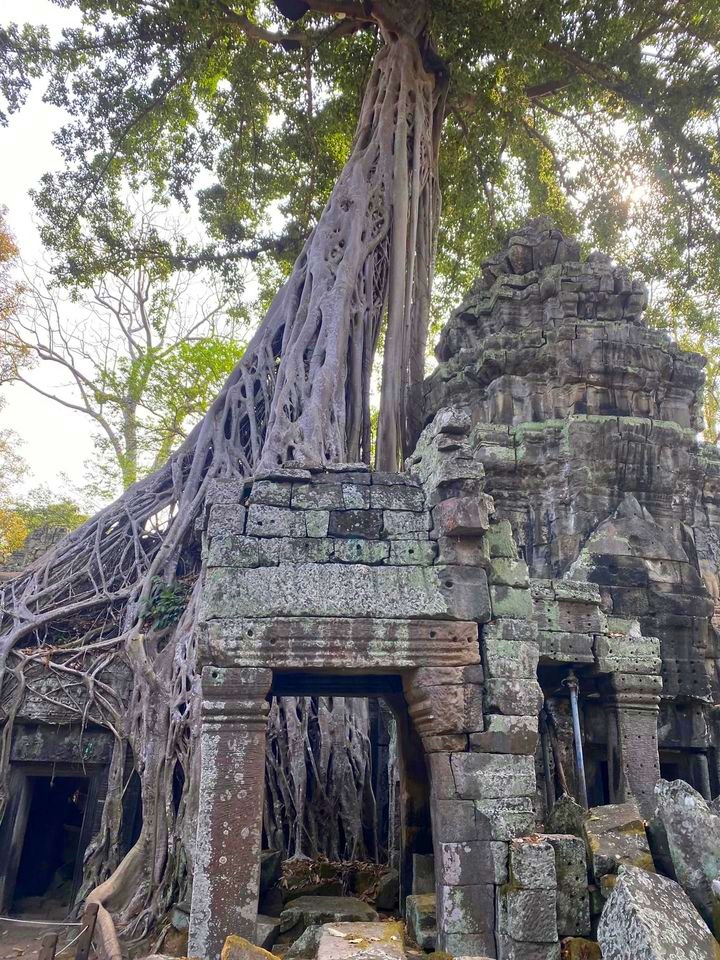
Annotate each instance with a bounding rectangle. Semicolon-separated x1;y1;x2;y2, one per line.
1;0;94;497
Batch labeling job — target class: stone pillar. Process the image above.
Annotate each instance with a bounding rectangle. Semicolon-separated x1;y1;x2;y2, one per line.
603;673;661;818
189;666;271;960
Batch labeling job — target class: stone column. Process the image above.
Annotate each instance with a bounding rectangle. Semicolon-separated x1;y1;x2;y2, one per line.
189;666;272;960
603;673;661;818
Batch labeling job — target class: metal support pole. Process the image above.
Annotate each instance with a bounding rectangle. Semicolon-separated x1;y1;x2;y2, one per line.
564;670;589;810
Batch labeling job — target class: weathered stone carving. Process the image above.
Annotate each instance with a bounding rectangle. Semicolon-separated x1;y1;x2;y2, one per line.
423;215;720;817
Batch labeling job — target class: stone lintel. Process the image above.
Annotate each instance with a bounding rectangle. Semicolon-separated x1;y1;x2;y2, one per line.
200;617;480;670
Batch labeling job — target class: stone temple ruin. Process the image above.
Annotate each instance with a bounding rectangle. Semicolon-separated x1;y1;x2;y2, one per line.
3;218;720;959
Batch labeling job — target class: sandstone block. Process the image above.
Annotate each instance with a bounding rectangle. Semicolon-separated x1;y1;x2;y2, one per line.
442;933;497;958
333;539;389;564
246;504;305;538
432;799;479;842
583;802;654;880
421;733;468;753
249;479;292;507
383;510;432;536
436;534;488;566
207;477;245;503
510;837;557;889
475;796;536;841
203;562;489;621
275;537;335;563
285;925;324;960
597;865;719;960
470;715;539;755
553;580;601;604
538;630;594;663
208;534;264;567
409;665;484;687
497;938;561;960
433;495;492;536
305;510;330;537
490;584;533;618
483;617;538;642
221;935;276;960
483;638;539;678
491;841;510;884
316;922;404;960
484;677;544;716
292;482;345;509
437;839;507;886
405;893;437;950
342;483;371;509
451;753;535;800
328;509;383;539
371;484;425;511
547;796;586;837
484;520;518;558
544;834;591;938
488;557;529;587
207;503;247;537
255;916;280;951
438;882;495;934
389;540;437;564
373;470;419;485
406;681;473;737
505;888;558;943
280;896;378;937
654;778;720;928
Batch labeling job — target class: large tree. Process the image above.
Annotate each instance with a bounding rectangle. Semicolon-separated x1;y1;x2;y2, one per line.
1;1;719;954
12;259;246;493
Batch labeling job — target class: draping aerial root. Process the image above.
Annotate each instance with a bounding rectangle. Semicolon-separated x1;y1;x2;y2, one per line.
0;13;445;954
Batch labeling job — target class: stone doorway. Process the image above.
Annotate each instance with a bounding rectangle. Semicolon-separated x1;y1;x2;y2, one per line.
264;674;433;913
0;765;103;915
188;666;447;960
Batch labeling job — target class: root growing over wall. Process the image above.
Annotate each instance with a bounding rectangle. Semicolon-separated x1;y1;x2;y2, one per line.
0;15;445;955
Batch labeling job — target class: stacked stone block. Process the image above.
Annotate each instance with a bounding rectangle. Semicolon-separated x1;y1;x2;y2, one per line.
498;837;559;959
405;410;544;958
421;215;720;801
197;408;550;957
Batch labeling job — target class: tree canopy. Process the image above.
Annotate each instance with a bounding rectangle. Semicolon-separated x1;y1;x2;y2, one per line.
2;0;719;327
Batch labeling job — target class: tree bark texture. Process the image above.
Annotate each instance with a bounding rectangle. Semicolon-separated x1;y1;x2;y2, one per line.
0;8;443;953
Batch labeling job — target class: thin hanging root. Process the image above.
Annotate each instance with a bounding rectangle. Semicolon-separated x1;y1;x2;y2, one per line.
0;21;445;956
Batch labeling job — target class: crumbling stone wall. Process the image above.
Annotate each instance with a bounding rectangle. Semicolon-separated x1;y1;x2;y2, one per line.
191;408;557;958
422;216;720;802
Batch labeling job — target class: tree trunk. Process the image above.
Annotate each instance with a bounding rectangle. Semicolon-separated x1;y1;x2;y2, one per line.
0;6;445;949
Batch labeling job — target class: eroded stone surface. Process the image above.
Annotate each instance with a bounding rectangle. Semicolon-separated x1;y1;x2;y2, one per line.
597;866;719;960
654;779;720;928
405;894;436;950
280;897;379;937
316;922;404;960
583;802;654;881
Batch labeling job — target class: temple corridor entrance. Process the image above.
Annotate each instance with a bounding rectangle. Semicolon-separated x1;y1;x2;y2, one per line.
13;775;89;908
265;674;433;911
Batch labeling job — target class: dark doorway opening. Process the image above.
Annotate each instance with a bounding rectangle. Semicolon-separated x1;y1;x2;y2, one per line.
12;776;89;910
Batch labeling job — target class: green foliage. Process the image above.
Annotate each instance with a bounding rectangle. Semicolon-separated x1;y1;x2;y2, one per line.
142;576;189;630
13;485;88;537
0;483;88;563
2;0;720;344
